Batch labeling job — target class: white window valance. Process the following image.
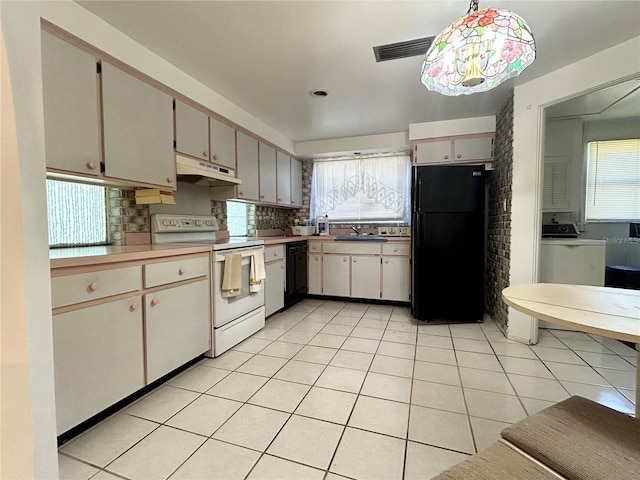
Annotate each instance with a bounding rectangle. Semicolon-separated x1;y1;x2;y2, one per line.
310;153;411;224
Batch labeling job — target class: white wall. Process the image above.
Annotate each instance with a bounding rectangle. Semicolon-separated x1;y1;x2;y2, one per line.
295;131;410;158
509;36;640;343
0;2;59;477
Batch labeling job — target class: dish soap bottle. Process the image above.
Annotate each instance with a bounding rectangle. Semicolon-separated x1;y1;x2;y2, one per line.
317;215;329;236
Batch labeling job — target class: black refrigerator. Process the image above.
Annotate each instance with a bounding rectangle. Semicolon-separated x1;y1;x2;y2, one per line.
411;164;485;322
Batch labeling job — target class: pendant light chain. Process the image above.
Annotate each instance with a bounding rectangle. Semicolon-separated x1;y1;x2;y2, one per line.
467;0;479;14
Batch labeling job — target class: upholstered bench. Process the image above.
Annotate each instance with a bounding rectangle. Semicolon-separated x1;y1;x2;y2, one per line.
434;396;640;480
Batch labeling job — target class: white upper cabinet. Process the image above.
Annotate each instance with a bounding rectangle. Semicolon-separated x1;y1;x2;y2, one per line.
291;158;303;207
259;143;277;203
276;151;291;206
174;100;209;161
102;63;175;189
414;134;494;165
41;31;100;176
210;117;236;170
236;131;260;201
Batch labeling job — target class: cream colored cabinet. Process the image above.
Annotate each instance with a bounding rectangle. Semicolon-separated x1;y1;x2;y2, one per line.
351;255;381;300
52;296;144;435
236;131;260;201
322;254;350;297
51;252;210;434
259;143;277;203
308;254;323;295
382;256;410;301
264;245;285;317
41;30;101;176
145;279;210;383
102;62;175;189
174;100;209;161
276;151;291;206
414;134;493;165
291;158;303;207
210;117;236;169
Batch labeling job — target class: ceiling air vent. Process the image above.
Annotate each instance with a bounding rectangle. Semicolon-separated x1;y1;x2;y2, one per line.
373;36;435;62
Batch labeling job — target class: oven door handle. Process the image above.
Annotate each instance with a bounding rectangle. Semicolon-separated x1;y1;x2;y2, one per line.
214;248;264;262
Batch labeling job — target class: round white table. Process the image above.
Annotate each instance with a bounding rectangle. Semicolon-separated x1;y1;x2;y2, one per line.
502;283;639;409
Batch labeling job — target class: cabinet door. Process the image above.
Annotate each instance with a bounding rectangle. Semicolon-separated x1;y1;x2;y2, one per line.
53;296;144;434
351;256;381;300
290;158;303;207
174;100;209;161
41;31;100;176
415;140;452;164
382;257;410;302
276;151;291;206
453;136;493;162
322;255;350;297
145;279;210;383
259;143;277;203
265;261;284;317
236;131;259;200
210;117;236;169
102;63;175;188
308;255;322;295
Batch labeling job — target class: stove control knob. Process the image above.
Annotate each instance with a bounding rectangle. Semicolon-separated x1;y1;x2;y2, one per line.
162;220;170;226
195;220;202;226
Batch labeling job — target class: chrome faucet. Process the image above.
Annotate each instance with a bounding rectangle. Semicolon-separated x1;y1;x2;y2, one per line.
350;225;362;236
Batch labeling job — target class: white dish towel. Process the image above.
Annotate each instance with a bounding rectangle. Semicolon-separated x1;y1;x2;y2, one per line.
221;253;242;298
250;251;266;292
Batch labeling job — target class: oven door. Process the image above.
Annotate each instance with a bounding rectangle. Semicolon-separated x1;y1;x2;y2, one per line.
212;246;265;328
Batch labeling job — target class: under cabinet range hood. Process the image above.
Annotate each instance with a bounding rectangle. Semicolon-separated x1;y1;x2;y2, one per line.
175;155;242;186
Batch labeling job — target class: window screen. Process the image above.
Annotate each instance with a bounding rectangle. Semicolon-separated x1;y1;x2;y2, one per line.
310;153;411;223
46;180;107;246
585;139;640;222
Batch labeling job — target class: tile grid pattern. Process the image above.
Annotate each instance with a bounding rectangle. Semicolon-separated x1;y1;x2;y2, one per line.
59;299;636;480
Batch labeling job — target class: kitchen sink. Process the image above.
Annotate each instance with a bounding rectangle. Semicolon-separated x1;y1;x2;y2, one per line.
334;235;388;242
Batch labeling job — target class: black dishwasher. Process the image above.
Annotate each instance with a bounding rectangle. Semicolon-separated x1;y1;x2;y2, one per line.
285;241;308;308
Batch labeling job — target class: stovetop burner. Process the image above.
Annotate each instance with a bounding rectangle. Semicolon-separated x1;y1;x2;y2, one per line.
541;223;579;238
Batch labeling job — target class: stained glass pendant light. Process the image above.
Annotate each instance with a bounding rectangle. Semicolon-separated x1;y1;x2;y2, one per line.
421;0;536;95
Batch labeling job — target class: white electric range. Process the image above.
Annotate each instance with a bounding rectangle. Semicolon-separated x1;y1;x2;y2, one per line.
151;214;265;357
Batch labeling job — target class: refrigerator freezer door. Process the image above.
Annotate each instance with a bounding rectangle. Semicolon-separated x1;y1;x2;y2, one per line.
411;212;485;322
413;165;485;213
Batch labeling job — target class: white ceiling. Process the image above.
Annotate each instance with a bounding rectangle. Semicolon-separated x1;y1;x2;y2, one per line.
76;1;640;143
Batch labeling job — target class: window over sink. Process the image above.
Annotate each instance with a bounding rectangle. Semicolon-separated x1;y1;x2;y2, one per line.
310;153;411;224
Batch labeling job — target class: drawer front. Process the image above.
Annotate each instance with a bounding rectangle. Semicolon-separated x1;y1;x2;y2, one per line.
308;241;323;253
51;266;141;308
382;243;410;256
145;255;209;288
323;242;381;255
265;245;284;262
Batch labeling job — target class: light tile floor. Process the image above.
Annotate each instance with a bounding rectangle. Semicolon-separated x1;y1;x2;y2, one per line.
59;299;637;480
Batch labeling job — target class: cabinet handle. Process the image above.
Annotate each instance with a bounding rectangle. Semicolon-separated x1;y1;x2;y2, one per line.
353;258;357;263
151;298;159;306
343;257;348;262
178;268;185;275
457;154;462;159
385;259;389;264
89;282;99;291
203;151;208;157
273;251;278;256
277;198;282;202
130;302;139;311
260;195;264;199
444;155;449;160
281;264;284;269
166;177;173;184
213;154;218;161
393;247;398;252
86;162;97;170
238;191;244;197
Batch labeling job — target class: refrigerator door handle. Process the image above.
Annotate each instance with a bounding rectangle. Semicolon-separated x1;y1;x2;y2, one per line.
417;177;423;213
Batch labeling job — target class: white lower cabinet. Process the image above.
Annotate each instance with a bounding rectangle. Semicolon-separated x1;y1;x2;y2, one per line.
145;279;210;383
351;255;381;300
382;256;411;302
265;260;285;317
322;255;350;297
53;296;144;435
308;254;323;295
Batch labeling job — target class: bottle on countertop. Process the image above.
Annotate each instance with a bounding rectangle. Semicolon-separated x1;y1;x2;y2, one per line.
317;215;329;236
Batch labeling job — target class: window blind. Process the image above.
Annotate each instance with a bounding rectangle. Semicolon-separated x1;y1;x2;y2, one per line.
585;139;640;222
310;153;411;224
